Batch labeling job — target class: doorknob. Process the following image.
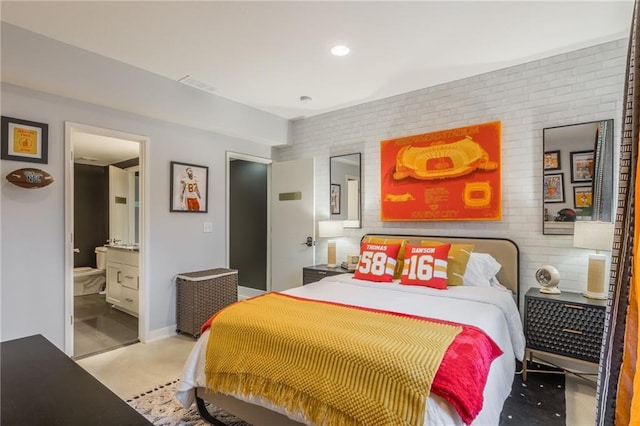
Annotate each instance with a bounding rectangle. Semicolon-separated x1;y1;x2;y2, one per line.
301;236;314;247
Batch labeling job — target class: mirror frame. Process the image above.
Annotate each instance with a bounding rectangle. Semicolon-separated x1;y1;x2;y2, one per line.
542;119;614;235
330;153;362;228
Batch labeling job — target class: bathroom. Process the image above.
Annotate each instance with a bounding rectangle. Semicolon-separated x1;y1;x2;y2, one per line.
73;132;141;359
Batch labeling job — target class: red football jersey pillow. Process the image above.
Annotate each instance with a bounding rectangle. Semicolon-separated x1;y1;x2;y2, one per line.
400;244;451;289
353;242;402;282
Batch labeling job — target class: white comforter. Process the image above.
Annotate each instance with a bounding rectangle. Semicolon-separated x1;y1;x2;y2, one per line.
176;274;525;426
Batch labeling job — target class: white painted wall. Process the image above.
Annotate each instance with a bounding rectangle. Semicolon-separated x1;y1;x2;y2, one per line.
0;83;272;348
0;24;285;350
275;40;627;307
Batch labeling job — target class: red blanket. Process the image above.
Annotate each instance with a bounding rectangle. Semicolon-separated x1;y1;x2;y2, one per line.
201;296;502;424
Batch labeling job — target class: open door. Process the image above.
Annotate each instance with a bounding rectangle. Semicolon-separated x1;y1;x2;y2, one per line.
271;158;315;291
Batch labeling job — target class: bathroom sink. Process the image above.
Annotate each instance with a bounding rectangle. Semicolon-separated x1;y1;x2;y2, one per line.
108;243;139;251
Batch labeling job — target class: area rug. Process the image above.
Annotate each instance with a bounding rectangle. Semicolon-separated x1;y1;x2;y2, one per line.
500;360;566;426
130;364;566;426
126;380;249;426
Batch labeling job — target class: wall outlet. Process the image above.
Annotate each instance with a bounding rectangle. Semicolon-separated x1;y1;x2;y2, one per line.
203;222;213;233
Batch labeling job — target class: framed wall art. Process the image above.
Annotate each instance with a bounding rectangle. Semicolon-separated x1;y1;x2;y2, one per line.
1;116;49;164
330;183;341;214
570;150;594;183
544;150;561;171
170;161;208;213
573;185;593;209
380;121;502;221
543;173;565;203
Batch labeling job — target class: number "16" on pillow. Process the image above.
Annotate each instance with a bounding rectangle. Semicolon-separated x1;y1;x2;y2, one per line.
400;244;451;289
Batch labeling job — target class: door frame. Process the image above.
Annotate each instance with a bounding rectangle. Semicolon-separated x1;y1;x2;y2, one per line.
226;151;272;298
64;122;150;356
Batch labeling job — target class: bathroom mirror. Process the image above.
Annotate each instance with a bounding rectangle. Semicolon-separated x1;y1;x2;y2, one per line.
543;119;614;235
330;153;361;228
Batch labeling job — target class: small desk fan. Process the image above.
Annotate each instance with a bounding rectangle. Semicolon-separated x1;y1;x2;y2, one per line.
535;265;561;294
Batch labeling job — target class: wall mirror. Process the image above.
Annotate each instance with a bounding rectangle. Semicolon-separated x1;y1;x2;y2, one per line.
543;119;614;235
330;153;361;228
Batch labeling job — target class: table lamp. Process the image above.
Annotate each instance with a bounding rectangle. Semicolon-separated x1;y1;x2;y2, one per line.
573;221;615;299
318;220;344;268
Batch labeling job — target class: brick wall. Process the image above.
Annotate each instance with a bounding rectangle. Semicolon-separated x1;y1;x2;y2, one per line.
274;39;627;303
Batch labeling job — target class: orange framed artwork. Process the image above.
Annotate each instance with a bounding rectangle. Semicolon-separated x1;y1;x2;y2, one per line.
380;121;502;221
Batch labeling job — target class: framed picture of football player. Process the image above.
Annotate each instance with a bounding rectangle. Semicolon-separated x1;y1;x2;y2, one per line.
543;173;565;203
170;161;208;213
1;116;49;164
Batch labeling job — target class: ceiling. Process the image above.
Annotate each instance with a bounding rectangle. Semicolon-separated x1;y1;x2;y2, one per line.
1;1;634;123
1;1;634;164
72;132;140;167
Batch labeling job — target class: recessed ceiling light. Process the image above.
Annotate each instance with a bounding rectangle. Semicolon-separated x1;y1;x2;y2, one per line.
331;45;350;57
300;96;312;103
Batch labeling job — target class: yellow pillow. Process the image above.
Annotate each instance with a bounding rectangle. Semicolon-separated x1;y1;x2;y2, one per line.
363;236;409;279
421;241;474;286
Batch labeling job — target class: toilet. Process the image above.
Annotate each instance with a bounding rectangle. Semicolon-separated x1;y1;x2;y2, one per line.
74;246;107;296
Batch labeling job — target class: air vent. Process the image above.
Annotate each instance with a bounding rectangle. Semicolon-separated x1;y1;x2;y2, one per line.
178;75;217;94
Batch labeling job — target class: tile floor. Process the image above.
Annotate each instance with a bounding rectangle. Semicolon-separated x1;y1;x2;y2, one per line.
78;335;598;425
74;293;138;359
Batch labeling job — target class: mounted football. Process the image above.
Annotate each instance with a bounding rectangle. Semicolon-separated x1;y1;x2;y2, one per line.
5;168;54;188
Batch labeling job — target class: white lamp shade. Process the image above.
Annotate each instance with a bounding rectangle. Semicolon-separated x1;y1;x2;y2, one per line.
573;221;614;251
318;220;344;238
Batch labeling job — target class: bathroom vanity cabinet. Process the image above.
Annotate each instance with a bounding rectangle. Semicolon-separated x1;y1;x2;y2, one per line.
106;248;139;317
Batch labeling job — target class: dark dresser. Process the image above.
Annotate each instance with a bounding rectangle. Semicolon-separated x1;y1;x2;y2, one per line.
1;334;152;426
302;264;351;285
523;287;606;380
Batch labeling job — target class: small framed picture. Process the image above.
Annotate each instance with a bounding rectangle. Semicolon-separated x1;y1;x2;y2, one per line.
1;116;49;164
330;183;341;214
170;161;208;213
543;173;565;203
573;186;593;209
570;150;594;183
544;150;561;171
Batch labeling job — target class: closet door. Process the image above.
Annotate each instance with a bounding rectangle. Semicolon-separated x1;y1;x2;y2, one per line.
271;158;315;292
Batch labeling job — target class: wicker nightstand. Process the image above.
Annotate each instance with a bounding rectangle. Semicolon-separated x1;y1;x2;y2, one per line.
302;264;351;285
523;287;606;381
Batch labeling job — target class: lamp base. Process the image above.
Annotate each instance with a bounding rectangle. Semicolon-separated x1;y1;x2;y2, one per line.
583;290;607;300
327;241;337;269
585;253;607;300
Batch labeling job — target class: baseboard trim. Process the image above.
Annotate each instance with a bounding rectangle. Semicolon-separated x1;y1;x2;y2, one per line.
144;325;179;343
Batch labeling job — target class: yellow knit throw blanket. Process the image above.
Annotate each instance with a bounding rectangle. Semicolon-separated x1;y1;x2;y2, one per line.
204;293;462;426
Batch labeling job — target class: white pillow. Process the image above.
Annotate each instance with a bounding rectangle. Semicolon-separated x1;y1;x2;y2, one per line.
463;252;502;287
489;276;509;291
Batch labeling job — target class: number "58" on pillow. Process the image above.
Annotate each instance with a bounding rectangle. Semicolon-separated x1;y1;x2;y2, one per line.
353;243;401;282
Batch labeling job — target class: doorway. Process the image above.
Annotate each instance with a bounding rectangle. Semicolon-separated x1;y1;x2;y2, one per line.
227;153;271;298
65;122;148;358
226;155;316;297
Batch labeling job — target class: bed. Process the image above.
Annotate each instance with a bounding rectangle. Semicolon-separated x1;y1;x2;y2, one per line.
176;234;525;426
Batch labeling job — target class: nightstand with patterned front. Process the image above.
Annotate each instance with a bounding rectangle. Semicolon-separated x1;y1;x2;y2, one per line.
302;264;351;285
523;287;606;380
